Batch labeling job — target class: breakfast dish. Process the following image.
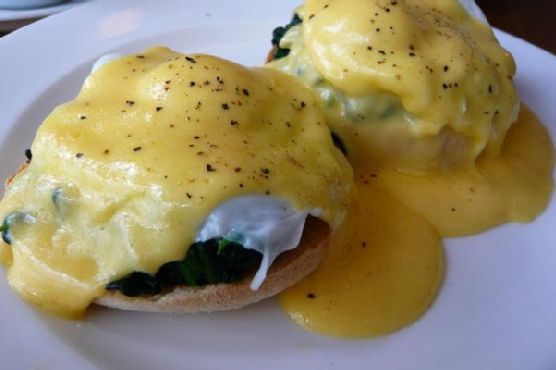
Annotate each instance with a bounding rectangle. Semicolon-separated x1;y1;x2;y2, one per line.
0;47;352;316
269;0;518;174
0;0;553;335
0;0;555;369
268;0;553;234
0;0;553;333
267;0;553;336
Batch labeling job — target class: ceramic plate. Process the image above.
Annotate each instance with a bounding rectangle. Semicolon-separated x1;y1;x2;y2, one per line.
0;0;89;22
0;1;555;369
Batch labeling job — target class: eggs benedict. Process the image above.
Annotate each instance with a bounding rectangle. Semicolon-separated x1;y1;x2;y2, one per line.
267;0;554;236
0;47;353;316
267;0;554;337
268;0;519;173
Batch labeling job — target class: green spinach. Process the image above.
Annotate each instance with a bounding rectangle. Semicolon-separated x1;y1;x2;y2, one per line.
331;132;348;155
0;221;9;245
1;212;31;245
106;272;161;297
106;238;262;297
271;14;302;60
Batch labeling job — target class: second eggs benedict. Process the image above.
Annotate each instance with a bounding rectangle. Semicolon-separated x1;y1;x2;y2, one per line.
268;0;519;173
267;0;553;236
267;0;554;337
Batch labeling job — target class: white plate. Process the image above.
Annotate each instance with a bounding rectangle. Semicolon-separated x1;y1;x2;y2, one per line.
0;0;89;22
0;1;555;369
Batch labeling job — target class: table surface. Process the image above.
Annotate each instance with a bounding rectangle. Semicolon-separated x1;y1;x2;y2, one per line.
477;0;555;54
0;1;554;53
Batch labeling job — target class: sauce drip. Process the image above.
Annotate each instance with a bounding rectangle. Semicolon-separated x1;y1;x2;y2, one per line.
365;106;554;236
280;183;444;337
280;106;553;337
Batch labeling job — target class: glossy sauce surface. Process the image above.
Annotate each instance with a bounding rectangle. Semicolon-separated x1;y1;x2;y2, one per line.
366;106;554;236
269;0;519;172
0;48;352;316
270;1;553;337
280;183;443;337
280;106;553;337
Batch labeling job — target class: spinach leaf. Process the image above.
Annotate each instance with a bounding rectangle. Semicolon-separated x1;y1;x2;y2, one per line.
52;189;63;212
217;240;261;269
271;14;302;60
331;131;348;155
106;272;161;297
1;212;31;245
0;221;9;245
107;238;262;297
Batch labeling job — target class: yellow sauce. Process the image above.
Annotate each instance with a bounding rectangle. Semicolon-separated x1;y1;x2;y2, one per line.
0;47;352;316
274;0;554;337
365;106;555;236
280;183;443;337
280;106;553;338
0;1;553;341
269;0;519;172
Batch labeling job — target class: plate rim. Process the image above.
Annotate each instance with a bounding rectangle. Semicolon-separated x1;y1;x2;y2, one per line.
0;1;555;370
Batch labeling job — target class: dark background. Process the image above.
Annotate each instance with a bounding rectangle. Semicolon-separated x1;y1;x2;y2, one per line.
476;0;554;53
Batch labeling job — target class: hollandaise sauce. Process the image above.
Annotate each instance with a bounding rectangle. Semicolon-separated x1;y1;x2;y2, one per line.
367;106;554;236
280;183;444;337
279;106;553;337
274;0;554;337
0;47;352;316
269;0;520;172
